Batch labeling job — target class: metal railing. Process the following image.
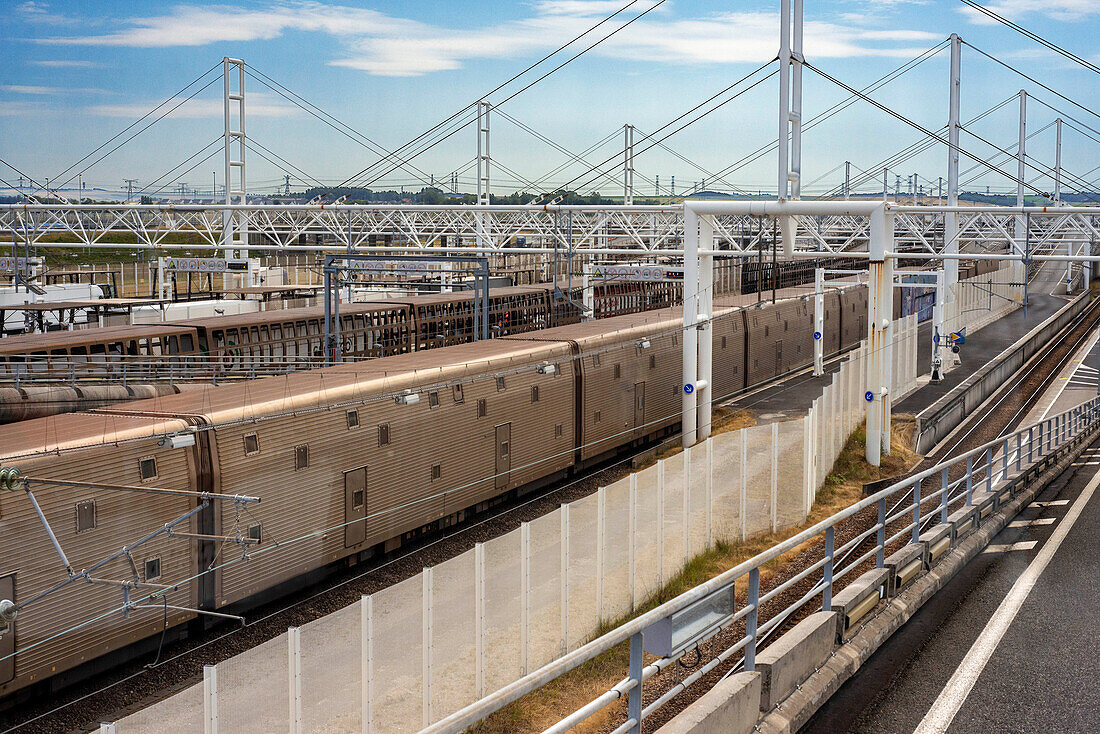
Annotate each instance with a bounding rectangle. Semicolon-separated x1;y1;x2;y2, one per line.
421;394;1100;734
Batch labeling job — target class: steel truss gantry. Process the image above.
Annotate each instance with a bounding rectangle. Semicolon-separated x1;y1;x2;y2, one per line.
2;203;1097;259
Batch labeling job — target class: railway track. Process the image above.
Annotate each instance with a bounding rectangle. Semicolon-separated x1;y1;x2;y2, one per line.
4;291;1093;734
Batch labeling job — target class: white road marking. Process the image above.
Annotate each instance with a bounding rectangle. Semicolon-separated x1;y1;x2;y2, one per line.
1007;518;1056;528
914;467;1100;734
982;541;1039;553
1073;460;1100;466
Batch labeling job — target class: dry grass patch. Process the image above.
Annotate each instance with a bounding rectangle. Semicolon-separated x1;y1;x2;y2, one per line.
472;416;919;734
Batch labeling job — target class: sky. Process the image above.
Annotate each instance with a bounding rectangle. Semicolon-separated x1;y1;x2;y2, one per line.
1;0;1099;200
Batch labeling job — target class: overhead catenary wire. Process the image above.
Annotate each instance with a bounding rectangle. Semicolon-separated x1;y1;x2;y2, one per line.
545;63;778;201
820;94;1018;197
47;61;224;192
329;0;666;196
804;60;1059;199
707;39;950;190
244;62;440;190
49;73;223;196
348;3;674;194
959;0;1100;77
128;136;224;199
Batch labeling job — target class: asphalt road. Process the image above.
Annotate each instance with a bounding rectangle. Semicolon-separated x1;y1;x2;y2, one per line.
802;435;1100;733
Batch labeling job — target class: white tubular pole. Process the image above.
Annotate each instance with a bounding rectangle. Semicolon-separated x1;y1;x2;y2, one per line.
778;0;792;201
476;100;490;250
1057;119;1073;293
813;267;824;375
624;125;634;206
945;34;961;290
682;207;700;448
866;204;893;465
698;217;714;441
288;627;302;734
1055;118;1063;206
1015;90;1027;245
222;57;233;258
790;0;804;199
222;57;247;262
931;268;945;382
477;101;490;207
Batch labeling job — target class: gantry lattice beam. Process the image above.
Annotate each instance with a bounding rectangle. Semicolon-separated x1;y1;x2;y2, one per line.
1;203;1098;258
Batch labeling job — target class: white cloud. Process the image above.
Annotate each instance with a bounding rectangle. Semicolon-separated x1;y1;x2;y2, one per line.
17;1;79;26
962;0;1099;23
36;1;943;77
40;2;422;47
30;59;102;68
0;101;47;117
88;93;302;119
1;84;108;95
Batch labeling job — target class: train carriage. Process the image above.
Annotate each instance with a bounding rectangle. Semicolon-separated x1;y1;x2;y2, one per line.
0;412;199;697
0;282;872;700
0;325;202;379
176;301;413;368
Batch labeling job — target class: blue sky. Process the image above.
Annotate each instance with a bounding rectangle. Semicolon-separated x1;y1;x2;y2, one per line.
1;0;1098;200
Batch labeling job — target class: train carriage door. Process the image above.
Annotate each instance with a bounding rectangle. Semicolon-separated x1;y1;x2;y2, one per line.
344;468;367;548
634;382;646;436
495;424;511;491
775;340;784;376
0;574;13;684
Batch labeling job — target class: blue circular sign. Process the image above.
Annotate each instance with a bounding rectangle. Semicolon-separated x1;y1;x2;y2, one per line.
813;331;822;340
865;390;874;402
684;383;695;395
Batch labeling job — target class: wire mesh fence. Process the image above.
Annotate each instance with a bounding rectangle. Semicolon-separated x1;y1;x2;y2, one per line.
109;312;922;733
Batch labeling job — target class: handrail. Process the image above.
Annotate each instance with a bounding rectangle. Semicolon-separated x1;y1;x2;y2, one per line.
420;394;1100;734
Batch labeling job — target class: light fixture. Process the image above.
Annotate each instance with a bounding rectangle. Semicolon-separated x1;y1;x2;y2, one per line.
536;362;556;375
395;390;420;405
166;433;196;449
637;339;651;350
